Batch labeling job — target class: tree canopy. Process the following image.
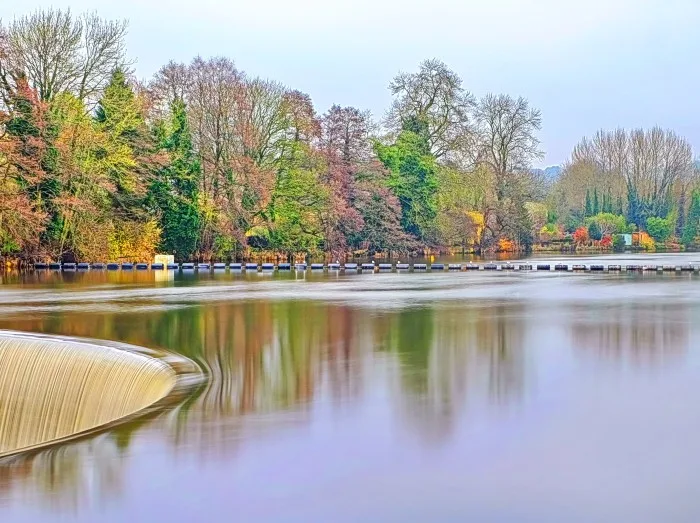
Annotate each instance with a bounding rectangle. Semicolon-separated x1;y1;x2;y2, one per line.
3;9;700;263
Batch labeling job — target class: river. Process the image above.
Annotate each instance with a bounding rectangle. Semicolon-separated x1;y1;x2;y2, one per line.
1;253;700;522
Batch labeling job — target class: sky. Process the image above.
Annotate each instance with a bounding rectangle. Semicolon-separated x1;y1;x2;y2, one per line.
2;0;699;167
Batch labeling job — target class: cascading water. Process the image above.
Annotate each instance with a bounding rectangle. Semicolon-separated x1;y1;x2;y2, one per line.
0;332;177;456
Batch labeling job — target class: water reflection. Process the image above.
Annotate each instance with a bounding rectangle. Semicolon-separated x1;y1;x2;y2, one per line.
0;274;696;520
570;303;689;366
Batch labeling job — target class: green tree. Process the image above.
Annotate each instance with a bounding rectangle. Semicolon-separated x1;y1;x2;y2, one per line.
612;234;625;252
375;130;438;240
585;213;627;237
646;216;672;243
95;68;160;260
268;169;327;254
616;195;624;215
585;189;592;217
592;188;599;215
149;100;201;261
95;68;148;207
587;220;602;241
682;190;700;246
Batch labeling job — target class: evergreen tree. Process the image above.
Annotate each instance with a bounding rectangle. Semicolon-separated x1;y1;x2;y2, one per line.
682;190;700;246
149;100;202;261
616;195;624;216
587;221;602;241
95;68;150;212
375;129;438;240
677;194;686;238
592;188;599;215
95;68;160;260
585;189;592;217
603;189;613;213
627;187;640;226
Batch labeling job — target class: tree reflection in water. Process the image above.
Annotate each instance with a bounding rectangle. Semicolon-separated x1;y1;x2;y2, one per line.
0;289;691;512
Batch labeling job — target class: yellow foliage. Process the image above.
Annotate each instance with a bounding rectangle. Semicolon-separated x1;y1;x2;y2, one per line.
108;219;161;261
638;231;655;251
498;238;515;252
466;211;485;244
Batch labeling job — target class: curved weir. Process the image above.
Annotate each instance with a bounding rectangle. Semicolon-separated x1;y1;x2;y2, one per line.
0;331;180;457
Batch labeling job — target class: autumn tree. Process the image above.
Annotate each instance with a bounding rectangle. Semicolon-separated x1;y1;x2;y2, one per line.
350;162;413;254
0;75;49;257
435;164;491;249
317;105;371;256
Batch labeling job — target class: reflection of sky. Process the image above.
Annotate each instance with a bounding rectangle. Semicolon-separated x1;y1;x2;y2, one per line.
2;0;700;166
1;269;699;521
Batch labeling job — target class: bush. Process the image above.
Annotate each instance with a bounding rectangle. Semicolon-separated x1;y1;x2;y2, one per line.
638;231;656;251
585;213;627;236
573;226;589;245
612;235;625;252
587;221;602;241
646;217;672;243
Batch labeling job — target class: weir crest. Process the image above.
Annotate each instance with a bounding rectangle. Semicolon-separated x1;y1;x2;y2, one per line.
0;331;194;458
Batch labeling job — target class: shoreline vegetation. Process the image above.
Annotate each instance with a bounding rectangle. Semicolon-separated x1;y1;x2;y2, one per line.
2;10;700;267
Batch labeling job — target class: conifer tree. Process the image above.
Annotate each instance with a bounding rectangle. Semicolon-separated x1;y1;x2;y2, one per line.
585;189;592;217
682;190;700;246
592;188;599;215
616;195;624;216
149;100;202;260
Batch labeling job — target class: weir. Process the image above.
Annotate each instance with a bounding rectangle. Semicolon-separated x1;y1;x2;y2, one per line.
0;332;178;457
27;262;700;274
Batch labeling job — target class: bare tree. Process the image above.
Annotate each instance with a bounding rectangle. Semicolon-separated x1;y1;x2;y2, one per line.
240;78;294;167
186;56;245;197
572;127;693;220
149;60;191;115
386;58;474;159
76;12;128;106
474;93;543;201
4;9;127;103
320;105;374;163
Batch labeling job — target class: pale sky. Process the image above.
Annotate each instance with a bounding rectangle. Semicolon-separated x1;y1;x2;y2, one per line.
2;0;699;167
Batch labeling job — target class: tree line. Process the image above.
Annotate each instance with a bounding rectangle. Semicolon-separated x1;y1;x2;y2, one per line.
550;127;700;248
1;9;699;263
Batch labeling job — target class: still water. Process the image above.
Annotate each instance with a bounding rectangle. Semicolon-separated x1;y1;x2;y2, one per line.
1;253;700;522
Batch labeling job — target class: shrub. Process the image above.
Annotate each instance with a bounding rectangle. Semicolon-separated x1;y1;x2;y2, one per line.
612;235;625;252
498;238;515;252
573;226;589;245
587;221;602;241
638;231;656;251
646;217;672;243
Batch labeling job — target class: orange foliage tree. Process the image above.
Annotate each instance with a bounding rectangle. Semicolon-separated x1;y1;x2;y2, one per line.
573;226;589;245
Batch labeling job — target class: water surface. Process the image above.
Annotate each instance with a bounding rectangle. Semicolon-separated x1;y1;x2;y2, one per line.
1;253;699;522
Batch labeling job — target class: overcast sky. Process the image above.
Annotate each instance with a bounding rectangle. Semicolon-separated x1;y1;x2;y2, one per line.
2;0;699;167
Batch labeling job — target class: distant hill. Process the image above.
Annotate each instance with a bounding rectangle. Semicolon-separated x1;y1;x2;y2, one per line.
532;165;562;181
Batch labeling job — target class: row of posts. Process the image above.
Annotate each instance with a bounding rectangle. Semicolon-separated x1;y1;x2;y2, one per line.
33;262;700;273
